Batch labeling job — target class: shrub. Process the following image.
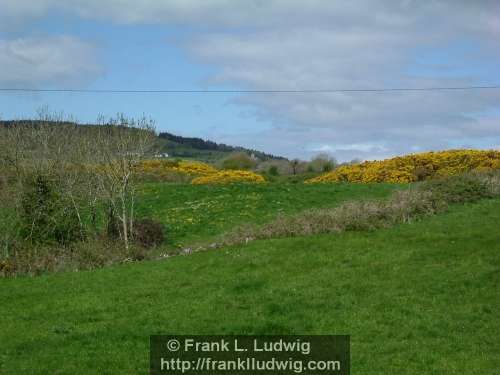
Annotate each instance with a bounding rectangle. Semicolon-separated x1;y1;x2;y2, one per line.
0;237;153;276
413;165;434;181
132;218;165;248
307;153;338;173
323;163;334;172
268;165;279;176
421;173;494;204
0;259;16;277
20;174;83;245
480;170;500;196
220;152;257;170
222;189;444;244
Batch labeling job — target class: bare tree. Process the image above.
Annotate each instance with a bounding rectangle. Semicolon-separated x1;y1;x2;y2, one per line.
91;114;157;249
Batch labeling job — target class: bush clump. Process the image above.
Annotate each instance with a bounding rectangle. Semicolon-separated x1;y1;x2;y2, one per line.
268;165;279;176
422;173;494;203
20;174;83;245
132;218;165;248
220;152;257;170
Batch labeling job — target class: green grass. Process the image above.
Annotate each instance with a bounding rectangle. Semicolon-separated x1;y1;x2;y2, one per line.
1;198;499;374
136;182;399;245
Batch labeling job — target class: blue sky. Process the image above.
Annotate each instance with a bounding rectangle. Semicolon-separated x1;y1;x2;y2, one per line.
0;1;499;161
0;16;274;146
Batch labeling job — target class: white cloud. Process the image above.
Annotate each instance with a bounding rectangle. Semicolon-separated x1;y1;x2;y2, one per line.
0;1;53;29
1;1;498;33
0;36;102;87
181;3;500;160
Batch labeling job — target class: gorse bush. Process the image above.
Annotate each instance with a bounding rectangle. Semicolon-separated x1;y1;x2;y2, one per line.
307;149;500;184
173;160;218;175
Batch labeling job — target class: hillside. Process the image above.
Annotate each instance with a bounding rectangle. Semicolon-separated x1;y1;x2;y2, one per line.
0;120;285;164
1;198;498;374
157;131;286;163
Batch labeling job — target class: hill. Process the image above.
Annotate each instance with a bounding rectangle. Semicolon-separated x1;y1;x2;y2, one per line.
158;131;286;163
0;120;286;163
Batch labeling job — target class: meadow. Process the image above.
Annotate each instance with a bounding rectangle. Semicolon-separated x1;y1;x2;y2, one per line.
1;197;499;374
135;182;399;246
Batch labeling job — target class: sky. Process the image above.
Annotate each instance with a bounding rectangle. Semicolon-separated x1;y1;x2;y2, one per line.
0;1;499;161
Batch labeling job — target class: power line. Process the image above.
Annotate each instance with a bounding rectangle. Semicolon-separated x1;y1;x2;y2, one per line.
0;85;499;94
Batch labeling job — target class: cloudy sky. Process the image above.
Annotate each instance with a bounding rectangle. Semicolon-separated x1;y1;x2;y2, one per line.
1;1;499;161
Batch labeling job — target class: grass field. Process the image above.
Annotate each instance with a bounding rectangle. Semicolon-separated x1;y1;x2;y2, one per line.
1;196;499;374
136;182;400;246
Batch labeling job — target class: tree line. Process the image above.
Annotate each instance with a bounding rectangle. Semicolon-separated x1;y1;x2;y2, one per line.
158;131;286;161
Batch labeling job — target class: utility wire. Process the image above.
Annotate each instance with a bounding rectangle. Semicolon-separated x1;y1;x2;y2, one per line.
0;85;499;94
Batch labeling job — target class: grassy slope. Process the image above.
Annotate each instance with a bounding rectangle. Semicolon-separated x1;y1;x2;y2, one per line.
136;182;399;246
0;183;398;260
1;198;499;374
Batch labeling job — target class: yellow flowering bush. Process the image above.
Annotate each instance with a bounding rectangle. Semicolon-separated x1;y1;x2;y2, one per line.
191;170;266;184
135;160;217;181
307;149;500;184
172;161;218;175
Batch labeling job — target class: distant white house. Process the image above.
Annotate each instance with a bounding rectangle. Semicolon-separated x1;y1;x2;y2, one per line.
154;152;169;158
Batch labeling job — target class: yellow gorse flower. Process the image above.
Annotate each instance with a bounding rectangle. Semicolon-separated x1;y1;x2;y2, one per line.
306;149;500;184
172;161;218;175
191;170;266;184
